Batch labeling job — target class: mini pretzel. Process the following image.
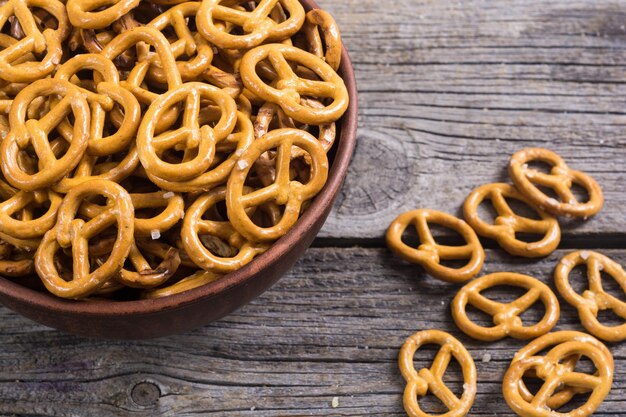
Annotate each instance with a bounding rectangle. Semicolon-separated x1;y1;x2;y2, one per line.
386;209;484;283
226;128;328;242
197;0;305;50
240;44;349;124
142;270;223;299
463;183;560;258
503;338;613;417
555;250;626;342
452;272;559;341
399;329;477;417
512;331;613;410
0;79;90;191
509;148;603;218
0;189;62;240
66;0;141;29
182;186;269;273
35;179;134;299
301;9;341;71
116;241;181;289
0;240;34;277
0;0;69;83
137;82;238;183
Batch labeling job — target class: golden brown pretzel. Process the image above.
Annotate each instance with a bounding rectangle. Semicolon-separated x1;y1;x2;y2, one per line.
301;9;341;71
182;186;269;273
0;79;90;191
509;148;603;218
452;272;559;341
463;183;560;258
35;179;134;299
115;241;181;289
0;0;69;83
555;250;626;342
226;128;328;241
66;0;141;29
142;270;223;299
503;336;613;417
197;0;305;50
386;209;484;283
0;240;34;276
0;189;62;240
240;43;348;124
399;329;477;417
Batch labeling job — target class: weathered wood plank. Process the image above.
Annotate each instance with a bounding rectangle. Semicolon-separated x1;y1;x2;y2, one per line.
1;248;626;416
315;0;626;240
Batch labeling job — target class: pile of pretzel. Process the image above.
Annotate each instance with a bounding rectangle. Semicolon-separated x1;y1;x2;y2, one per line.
387;148;620;417
0;0;349;299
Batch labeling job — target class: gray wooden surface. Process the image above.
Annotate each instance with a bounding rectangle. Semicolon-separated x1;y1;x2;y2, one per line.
2;0;626;416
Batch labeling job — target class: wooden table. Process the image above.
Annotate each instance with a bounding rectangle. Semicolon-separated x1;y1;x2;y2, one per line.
2;0;626;415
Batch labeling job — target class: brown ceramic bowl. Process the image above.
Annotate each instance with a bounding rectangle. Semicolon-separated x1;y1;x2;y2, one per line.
0;0;357;339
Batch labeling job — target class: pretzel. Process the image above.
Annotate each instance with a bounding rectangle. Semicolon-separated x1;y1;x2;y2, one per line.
555;250;626;342
386;209;484;283
509;148;603;218
452;272;559;341
182;186;269;273
136;82;238;182
148;2;214;83
35;179;134;299
116;241;181;288
0;79;90;191
0;0;69;83
0;189;62;239
53;53;142;157
463;183;560;258
240;44;349;124
143;270;223;299
399;330;476;417
0;240;34;276
512;331;613;410
66;0;141;29
197;0;305;50
301;9;341;71
227;128;328;241
503;337;613;417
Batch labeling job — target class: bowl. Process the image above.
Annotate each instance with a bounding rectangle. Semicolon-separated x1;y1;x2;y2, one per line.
0;0;358;339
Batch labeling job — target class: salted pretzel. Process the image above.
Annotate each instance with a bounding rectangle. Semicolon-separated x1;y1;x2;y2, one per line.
399;330;476;417
143;270;223;299
66;0;141;29
53;53;142;157
0;189;62;240
240;44;348;124
463;183;560;258
0;79;90;191
452;272;559;341
137;82;238;183
227;128;328;241
555;250;626;342
197;0;305;50
509;148;603;218
0;0;69;83
386;209;484;283
35;179;134;299
300;9;341;71
512;331;613;411
116;241;181;288
503;335;613;417
148;2;214;83
182;186;269;273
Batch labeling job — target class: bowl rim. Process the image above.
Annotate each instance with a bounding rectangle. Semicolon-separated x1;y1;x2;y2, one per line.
0;0;358;318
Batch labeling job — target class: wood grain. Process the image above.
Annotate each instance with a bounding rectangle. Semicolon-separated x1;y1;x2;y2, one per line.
1;248;626;416
316;0;626;241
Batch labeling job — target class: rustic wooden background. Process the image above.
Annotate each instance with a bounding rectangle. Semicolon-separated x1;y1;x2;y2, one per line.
2;0;626;415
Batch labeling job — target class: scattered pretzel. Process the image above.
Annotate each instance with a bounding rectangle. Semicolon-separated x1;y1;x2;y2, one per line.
452;272;560;341
386;209;484;283
509;148;603;218
399;329;477;417
555;250;626;342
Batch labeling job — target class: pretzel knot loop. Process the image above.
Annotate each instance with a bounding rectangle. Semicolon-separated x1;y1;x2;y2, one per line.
197;0;305;50
240;43;348;124
509;148;603;218
1;79;90;191
386;209;484;283
34;179;134;299
503;337;613;417
452;272;560;341
555;250;626;342
464;183;560;258
399;330;477;417
0;0;69;83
